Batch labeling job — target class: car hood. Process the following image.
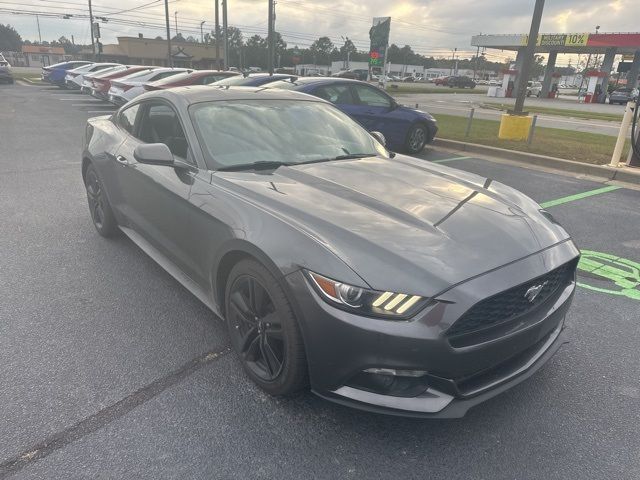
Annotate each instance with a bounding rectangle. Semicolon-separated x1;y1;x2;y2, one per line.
215;155;571;296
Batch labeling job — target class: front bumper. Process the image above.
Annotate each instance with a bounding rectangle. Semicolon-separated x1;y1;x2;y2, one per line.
284;240;578;418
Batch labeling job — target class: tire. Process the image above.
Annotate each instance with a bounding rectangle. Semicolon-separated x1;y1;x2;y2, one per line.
405;123;429;154
84;163;119;237
225;258;308;396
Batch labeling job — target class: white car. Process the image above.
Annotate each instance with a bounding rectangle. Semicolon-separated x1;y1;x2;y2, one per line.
64;63;121;90
80;65;128;93
107;67;191;105
527;81;543;97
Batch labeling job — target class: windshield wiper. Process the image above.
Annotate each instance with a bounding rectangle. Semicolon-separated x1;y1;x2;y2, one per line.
216;161;294;172
331;153;378;160
296;153;378;166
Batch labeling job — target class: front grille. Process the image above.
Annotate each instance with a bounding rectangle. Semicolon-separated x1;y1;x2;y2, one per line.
446;260;576;341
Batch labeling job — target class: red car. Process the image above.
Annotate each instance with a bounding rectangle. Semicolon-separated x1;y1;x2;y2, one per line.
90;66;155;100
434;76;450;86
143;70;240;91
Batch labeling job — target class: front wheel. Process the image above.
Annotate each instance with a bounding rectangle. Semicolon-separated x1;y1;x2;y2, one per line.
405;124;429;154
225;259;308;396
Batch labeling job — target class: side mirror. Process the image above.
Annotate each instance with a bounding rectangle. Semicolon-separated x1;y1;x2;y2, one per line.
370;131;386;146
133;143;174;166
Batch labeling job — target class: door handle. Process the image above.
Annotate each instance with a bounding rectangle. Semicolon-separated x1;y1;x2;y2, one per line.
115;155;128;165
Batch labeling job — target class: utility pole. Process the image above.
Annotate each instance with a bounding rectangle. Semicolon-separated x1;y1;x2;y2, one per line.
512;0;545;114
164;0;172;67
200;21;205;43
214;0;221;69
36;14;42;44
174;11;178;36
88;0;95;56
267;0;275;75
222;0;228;69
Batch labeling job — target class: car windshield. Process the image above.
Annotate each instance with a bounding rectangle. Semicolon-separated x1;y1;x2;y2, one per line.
190;99;386;169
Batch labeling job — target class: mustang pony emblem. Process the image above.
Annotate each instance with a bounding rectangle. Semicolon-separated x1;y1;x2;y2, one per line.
525;281;548;302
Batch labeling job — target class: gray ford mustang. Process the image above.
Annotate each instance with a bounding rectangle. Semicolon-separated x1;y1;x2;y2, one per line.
82;86;579;418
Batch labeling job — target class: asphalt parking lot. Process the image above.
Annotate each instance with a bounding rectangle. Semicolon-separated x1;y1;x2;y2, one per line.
1;81;640;479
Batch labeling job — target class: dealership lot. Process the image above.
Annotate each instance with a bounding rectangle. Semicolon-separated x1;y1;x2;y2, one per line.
1;82;640;479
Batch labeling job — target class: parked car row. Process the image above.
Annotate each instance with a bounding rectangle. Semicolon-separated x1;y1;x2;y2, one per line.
41;61;437;154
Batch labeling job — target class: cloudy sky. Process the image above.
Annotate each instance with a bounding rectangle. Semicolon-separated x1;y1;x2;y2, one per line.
5;0;638;63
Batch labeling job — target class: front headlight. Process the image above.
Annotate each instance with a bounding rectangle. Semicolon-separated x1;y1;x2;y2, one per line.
306;271;429;319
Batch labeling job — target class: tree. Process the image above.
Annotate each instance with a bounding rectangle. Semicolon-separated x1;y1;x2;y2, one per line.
246;34;266;49
155;36;163;40
310;36;333;64
185;35;197;43
0;24;22;51
227;26;243;49
339;37;357;58
172;33;186;43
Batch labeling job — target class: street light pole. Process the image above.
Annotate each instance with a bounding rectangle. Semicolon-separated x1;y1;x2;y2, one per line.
214;0;221;70
222;0;228;69
164;0;172;67
36;14;42;44
200;21;205;43
512;0;545;114
174;11;178;36
267;0;274;75
450;48;457;76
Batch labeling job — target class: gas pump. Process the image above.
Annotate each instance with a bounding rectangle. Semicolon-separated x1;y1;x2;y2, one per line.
548;73;562;99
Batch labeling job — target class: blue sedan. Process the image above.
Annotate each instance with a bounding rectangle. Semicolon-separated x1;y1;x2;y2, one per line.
42;61;92;86
268;77;438;154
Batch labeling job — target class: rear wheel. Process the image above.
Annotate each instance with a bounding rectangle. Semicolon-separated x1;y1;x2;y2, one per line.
405;123;429;154
225;259;308;396
84;164;119;237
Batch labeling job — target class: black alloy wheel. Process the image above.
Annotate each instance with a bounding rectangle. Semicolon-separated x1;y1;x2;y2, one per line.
85;164;119;237
406;124;428;154
228;275;285;381
225;259;308;395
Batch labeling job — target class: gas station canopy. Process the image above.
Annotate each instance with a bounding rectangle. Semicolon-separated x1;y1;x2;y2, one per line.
472;32;640;55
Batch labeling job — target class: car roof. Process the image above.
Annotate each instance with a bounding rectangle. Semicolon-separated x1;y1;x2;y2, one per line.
135;85;326;107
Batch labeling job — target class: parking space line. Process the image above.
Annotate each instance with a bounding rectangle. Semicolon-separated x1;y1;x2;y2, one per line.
432;156;471;163
540;185;622;209
86;110;116;113
0;346;232;477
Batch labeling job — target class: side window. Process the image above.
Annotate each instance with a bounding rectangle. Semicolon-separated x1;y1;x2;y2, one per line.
138;102;191;162
118;104;141;135
352;85;392;108
313;84;356;105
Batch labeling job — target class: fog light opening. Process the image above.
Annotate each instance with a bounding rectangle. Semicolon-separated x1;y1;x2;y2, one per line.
347;369;430;398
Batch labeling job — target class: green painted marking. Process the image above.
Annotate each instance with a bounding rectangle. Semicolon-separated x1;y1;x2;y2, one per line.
540;185;621;209
577;250;640;301
432;156;471;164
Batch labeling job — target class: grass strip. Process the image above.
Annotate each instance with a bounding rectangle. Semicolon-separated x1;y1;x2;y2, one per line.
481;103;624;123
433;113;630;165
